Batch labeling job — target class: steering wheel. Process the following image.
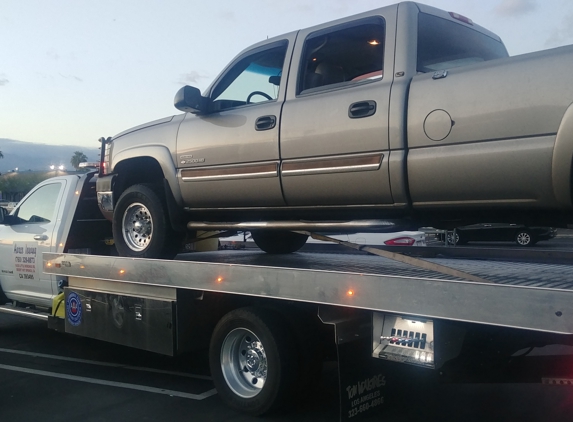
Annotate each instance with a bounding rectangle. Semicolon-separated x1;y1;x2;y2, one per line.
247;91;273;104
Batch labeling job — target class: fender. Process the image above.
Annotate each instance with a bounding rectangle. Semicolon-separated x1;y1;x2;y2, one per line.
111;145;183;207
552;101;573;208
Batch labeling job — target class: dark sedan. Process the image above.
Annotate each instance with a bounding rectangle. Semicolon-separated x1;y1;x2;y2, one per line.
440;224;557;247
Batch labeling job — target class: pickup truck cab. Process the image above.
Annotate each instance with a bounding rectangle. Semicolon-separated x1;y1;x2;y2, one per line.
0;173;113;308
96;1;573;258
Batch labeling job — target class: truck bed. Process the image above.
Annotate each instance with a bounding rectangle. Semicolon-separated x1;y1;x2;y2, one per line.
43;250;573;335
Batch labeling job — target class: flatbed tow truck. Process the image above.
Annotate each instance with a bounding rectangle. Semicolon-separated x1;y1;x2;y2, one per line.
1;172;573;420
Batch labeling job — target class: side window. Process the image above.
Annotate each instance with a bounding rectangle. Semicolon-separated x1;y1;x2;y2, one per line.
298;18;385;94
14;183;62;224
211;42;288;112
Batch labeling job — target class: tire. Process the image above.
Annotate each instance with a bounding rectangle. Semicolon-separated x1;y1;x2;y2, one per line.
112;184;182;258
515;230;534;247
445;232;466;245
209;308;297;415
251;230;308;254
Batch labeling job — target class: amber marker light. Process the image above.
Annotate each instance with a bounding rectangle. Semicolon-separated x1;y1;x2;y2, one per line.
119;269;126;275
217;277;223;283
347;289;355;297
368;40;380;45
75;191;80;195
46;262;52;267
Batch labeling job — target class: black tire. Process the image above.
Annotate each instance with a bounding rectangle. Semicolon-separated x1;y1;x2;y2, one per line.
112;184;182;258
251;230;308;254
445;232;465;245
209;308;297;415
515;230;534;247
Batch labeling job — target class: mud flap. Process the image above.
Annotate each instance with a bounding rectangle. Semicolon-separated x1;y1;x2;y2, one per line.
319;306;387;421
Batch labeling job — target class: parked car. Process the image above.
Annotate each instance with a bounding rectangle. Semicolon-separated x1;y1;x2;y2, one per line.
439;224;557;247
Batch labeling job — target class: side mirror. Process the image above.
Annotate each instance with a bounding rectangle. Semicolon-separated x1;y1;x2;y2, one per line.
174;85;207;113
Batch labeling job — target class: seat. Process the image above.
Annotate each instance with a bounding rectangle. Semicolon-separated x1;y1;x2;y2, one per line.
315;62;345;86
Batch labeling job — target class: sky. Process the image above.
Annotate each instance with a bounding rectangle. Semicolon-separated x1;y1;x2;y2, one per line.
1;0;573;148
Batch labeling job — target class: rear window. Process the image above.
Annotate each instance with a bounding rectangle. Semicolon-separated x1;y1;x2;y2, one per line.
417;13;508;73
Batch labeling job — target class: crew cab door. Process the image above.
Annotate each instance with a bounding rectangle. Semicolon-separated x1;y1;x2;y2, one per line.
280;13;396;206
0;179;66;306
176;36;296;208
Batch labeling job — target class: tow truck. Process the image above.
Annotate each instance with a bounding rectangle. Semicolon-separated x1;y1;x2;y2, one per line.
1;170;573;419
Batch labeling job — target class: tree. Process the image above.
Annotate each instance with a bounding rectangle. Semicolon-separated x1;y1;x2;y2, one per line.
70;151;88;170
0;172;50;201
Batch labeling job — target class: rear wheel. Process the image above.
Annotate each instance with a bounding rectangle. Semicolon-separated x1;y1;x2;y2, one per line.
209;308;297;415
251;230;308;254
113;184;182;258
515;230;534;247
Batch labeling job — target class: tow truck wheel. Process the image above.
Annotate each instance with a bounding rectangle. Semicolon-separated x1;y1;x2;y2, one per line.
113;184;181;259
251;230;308;254
209;308;297;415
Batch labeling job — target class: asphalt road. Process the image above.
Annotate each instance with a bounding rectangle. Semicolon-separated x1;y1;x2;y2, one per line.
2;313;573;422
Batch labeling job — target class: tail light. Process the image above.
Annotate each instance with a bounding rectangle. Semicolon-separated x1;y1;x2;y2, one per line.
384;237;416;246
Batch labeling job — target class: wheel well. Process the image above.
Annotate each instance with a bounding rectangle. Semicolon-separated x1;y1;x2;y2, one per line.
113;157;165;199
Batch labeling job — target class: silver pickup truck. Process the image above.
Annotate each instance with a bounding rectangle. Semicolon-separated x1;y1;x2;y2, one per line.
96;1;573;258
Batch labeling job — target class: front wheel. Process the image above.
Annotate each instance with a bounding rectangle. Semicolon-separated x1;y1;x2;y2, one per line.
251;230;308;254
515;230;534;247
112;184;182;258
209;308;297;415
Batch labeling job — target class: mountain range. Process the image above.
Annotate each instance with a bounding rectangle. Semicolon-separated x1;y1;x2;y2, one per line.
0;138;101;174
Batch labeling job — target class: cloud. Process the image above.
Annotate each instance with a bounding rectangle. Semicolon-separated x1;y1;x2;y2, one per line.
218;10;235;21
179;70;209;85
545;12;573;48
495;0;537;17
58;73;83;82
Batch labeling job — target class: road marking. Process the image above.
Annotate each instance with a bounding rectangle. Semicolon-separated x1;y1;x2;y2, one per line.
0;363;217;400
0;347;211;380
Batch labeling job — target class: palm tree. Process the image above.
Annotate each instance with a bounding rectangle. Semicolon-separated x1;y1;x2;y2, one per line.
70;151;87;170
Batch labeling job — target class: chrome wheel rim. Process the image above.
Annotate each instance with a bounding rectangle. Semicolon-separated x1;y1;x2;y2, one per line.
516;232;531;245
220;328;267;398
447;233;459;244
122;202;153;251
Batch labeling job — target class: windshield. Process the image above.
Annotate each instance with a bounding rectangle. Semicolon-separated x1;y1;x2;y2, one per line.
417;13;508;72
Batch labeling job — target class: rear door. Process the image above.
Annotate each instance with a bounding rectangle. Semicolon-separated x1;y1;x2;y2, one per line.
280;12;396;206
0;180;66;306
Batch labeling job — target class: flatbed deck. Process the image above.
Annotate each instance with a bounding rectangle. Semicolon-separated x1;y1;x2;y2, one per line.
44;250;573;335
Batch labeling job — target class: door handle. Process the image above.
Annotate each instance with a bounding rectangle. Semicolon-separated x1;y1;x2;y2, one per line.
255;115;277;131
34;235;48;241
349;101;376;118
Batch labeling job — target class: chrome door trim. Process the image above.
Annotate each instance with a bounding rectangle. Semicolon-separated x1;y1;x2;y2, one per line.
281;152;383;177
181;162;279;182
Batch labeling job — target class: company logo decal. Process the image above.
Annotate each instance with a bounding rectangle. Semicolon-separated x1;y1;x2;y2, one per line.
66;292;83;326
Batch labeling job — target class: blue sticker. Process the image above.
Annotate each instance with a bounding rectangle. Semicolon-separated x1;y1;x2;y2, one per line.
66;291;82;326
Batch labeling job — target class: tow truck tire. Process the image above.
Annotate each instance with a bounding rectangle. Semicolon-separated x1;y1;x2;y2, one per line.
113;184;181;259
251;230;308;254
209;308;297;415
